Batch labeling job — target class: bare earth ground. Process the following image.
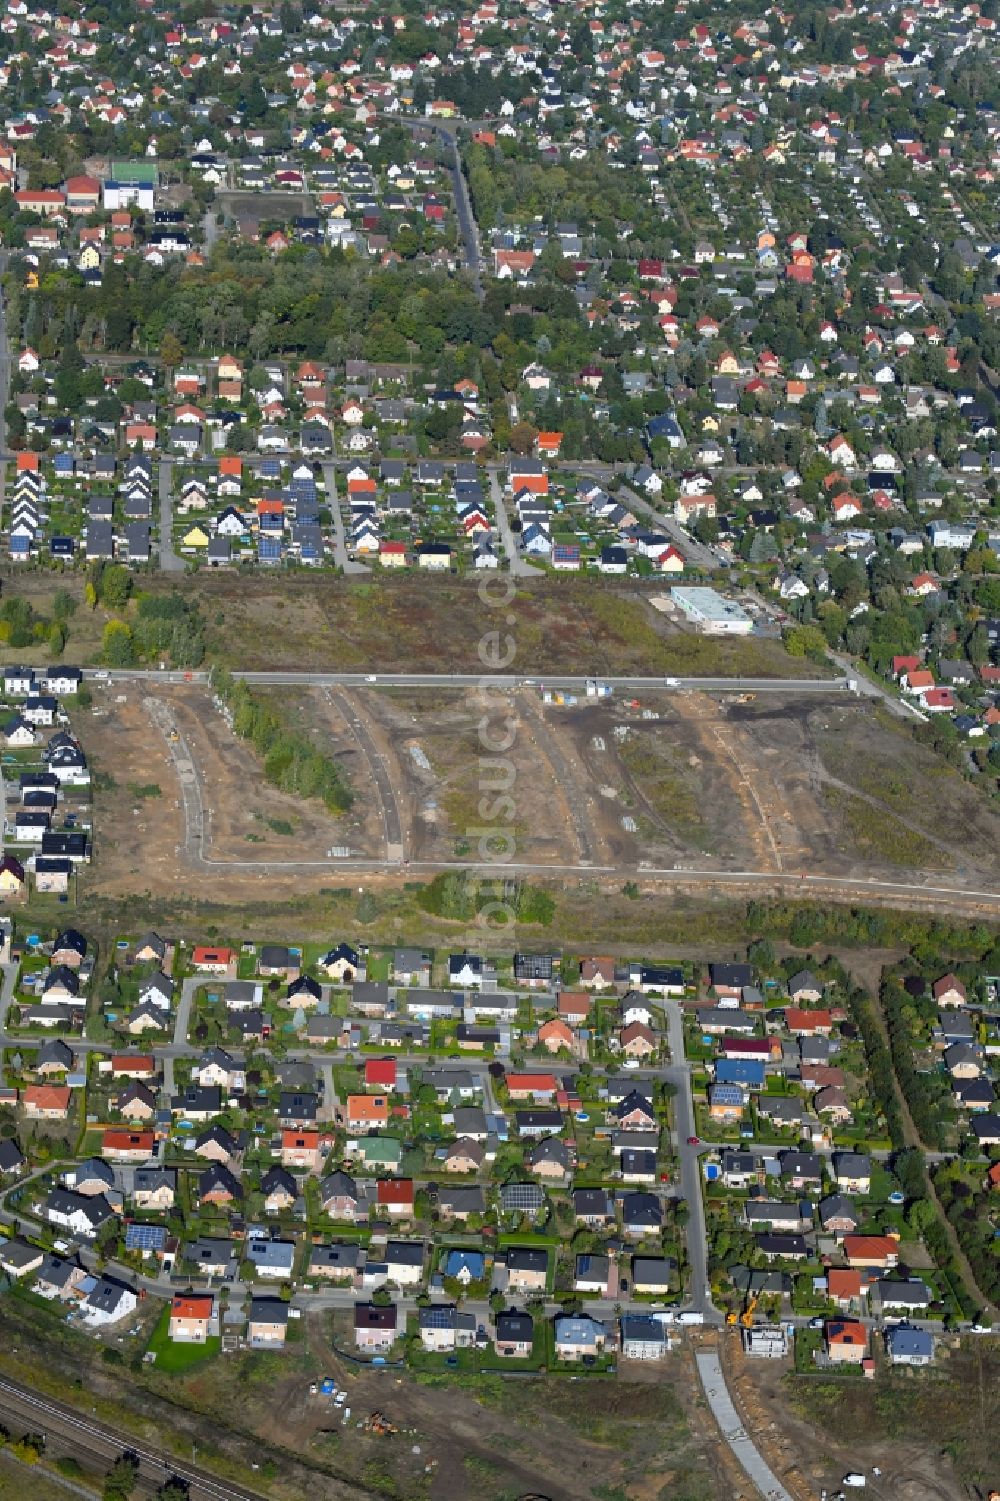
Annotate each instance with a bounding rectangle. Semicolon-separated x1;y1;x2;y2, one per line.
0;1295;727;1501
76;681;1000;908
357;685;584;865
729;1330;998;1501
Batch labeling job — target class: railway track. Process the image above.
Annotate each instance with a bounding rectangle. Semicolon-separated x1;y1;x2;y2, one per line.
0;1377;266;1501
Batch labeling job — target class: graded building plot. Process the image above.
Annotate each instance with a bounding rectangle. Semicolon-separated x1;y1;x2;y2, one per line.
78;682;376;901
358;686;586;866
550;689;1000;884
557;696;762;869
807;700;1000;877
273;685;405;861
163;684;369;862
717;697;1000;881
77;688;186;894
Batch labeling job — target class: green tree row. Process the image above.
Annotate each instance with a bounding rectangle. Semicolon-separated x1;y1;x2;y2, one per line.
212;669;352;815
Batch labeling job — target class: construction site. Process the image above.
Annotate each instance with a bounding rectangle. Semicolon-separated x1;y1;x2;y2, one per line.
76;677;1000;908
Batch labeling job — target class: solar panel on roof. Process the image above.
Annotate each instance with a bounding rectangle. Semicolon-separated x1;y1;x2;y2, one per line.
501;1183;544;1209
125;1223;166;1250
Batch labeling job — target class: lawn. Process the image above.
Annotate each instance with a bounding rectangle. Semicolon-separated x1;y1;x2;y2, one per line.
365;951;391;983
145;1306;221;1373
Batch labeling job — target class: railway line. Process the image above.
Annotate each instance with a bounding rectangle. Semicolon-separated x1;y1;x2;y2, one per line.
0;1377;267;1501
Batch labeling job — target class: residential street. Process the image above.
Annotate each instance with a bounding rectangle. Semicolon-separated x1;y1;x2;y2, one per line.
157;456;184;571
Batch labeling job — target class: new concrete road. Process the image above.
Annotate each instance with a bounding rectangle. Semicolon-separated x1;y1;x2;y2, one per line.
695;1352;795;1501
157;457;184;572
322;456;370;574
488;470;543;576
0;1376;268;1501
665;1000;720;1323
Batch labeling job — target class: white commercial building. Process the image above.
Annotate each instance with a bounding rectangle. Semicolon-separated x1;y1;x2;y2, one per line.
670;587;753;636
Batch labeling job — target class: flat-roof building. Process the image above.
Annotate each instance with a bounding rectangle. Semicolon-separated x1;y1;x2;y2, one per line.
670;587;753;635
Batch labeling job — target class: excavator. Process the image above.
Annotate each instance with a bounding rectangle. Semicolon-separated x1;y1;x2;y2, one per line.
364;1411;398;1437
726;1291;760;1328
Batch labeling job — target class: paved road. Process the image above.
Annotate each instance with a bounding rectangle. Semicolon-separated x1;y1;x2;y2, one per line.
93;668;856;695
169;978;201;1062
695;1352;795;1501
326;687;404;862
321;457;369;574
664;1001;720;1323
157;457;184;572
488;470;542;576
828;649;925;724
202;207;219;255
397;119;482;301
618;483;724;571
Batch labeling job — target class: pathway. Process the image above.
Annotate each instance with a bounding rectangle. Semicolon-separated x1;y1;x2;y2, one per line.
696;1351;795;1501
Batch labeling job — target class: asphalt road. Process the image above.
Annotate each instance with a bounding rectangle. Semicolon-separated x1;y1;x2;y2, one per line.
202;207;219;255
488;470;542;576
91;668;857;695
617;483;724;571
664;1001;720;1322
157;457;184;572
322;443;370;575
401;119;483;300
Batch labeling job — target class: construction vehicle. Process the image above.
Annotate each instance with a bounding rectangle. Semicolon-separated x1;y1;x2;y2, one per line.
728;1290;760;1328
736;693;757;704
364;1411;398;1437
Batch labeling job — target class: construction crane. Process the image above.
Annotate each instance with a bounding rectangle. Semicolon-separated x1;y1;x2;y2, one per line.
728;1290;761;1328
741;1291;760;1329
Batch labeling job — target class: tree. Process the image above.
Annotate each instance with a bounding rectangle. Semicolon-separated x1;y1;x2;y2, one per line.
156;1482;190;1501
100;564;132;610
782;624;828;661
103;1452;140;1501
52;588;77;621
508;420;538;455
160;331;183;369
102;620;135;667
